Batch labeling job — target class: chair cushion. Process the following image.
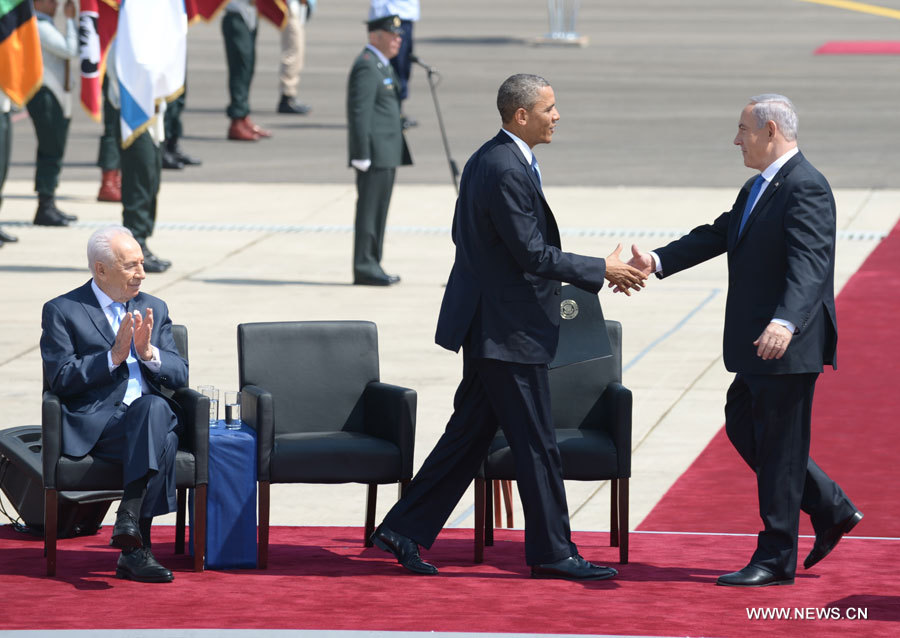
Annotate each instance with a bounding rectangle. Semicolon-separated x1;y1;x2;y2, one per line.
57;450;196;491
270;431;401;484
482;428;621;481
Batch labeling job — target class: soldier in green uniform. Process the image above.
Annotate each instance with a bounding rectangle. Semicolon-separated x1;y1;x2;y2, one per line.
29;0;79;226
1;92;16;246
346;14;412;286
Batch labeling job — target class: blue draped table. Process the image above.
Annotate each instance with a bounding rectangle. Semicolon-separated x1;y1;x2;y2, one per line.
191;421;257;568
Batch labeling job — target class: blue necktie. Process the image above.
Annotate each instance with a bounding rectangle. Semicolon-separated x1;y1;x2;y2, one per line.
530;154;543;190
111;302;142;405
738;174;765;236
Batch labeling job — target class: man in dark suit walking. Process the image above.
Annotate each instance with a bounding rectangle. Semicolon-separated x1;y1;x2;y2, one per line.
371;74;646;580
627;94;862;587
40;225;188;582
346;14;412;286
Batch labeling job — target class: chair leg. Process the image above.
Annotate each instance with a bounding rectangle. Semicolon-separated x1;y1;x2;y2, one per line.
619;478;629;564
610;478;620;548
193;484;207;572
399;478;410;498
45;489;58;577
492;480;502;527
175;487;187;555
501;479;514;528
258;481;270;569
364;483;377;547
484;479;494;547
474;477;485;563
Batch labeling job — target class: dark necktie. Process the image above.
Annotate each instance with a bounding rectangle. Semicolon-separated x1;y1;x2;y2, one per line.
531;154;543;190
738;174;765;236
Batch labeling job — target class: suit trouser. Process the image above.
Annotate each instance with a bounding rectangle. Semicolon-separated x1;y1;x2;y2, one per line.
725;373;856;577
26;87;70;197
279;6;305;98
0;110;9;211
121;131;162;241
91;395;179;518
97;77;120;171
222;12;256;120
353;167;395;279
383;356;577;566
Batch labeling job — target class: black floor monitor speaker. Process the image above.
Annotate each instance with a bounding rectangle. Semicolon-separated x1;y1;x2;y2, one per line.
0;426;119;538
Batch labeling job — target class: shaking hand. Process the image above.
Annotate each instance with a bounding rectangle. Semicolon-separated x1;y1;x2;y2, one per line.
603;243;647;296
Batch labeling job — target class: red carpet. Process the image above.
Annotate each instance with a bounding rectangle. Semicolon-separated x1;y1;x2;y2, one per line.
640;222;900;540
815;41;900;55
1;524;898;636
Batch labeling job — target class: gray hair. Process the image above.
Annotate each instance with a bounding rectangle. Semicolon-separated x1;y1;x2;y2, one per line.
749;94;798;142
87;225;134;276
497;74;550;123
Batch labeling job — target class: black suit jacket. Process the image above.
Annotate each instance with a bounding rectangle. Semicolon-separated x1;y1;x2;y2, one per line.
655;151;837;374
40;281;188;457
435;131;608;364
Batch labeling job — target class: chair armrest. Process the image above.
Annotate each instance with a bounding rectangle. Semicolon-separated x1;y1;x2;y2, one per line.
172;387;209;485
41;391;63;490
241;384;274;481
596;382;633;477
363;381;417;480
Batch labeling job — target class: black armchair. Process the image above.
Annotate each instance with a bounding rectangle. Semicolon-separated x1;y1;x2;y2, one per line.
42;324;209;576
237;320;416;569
474;286;632;564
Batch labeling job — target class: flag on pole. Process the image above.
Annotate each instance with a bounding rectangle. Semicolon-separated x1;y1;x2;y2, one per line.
184;0;229;24
258;0;289;29
116;0;187;148
78;0;120;121
0;0;43;106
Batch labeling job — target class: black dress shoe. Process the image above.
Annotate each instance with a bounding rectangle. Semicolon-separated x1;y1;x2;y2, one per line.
371;525;438;575
162;149;184;170
110;510;143;550
137;240;172;269
33;205;69;226
0;228;18;242
354;274;393;286
531;554;618;581
116;547;174;583
717;564;793;587
804;510;863;569
172;146;202;166
142;253;170;273
278;95;311;114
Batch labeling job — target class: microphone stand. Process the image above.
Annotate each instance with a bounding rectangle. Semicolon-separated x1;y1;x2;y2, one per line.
413;57;459;194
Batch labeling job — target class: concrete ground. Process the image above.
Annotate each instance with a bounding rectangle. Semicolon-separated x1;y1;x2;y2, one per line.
2;0;898;540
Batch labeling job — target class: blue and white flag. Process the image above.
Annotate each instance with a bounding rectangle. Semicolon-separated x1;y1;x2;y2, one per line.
115;0;187;148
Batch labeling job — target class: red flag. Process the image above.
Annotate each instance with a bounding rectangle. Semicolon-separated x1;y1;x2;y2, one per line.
78;0;120;121
184;0;230;24
257;0;288;29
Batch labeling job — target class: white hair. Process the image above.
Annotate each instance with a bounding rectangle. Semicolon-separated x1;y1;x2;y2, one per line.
749;93;798;142
87;225;134;277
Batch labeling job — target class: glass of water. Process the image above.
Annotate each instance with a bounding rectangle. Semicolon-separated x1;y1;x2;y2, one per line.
225;391;242;430
198;385;219;427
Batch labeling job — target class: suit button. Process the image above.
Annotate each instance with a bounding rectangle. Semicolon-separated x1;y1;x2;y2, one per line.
554;289;560;295
114;402;121;406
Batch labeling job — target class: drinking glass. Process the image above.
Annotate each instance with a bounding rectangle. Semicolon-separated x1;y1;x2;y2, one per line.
225;391;242;430
198;385;219;427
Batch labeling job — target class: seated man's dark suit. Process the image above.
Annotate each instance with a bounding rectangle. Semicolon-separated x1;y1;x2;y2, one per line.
653;151;857;579
40;280;188;519
382;130;608;565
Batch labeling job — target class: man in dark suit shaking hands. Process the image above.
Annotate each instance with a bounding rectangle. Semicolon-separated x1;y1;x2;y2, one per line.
627;94;862;587
40;225;188;582
371;74;646;580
